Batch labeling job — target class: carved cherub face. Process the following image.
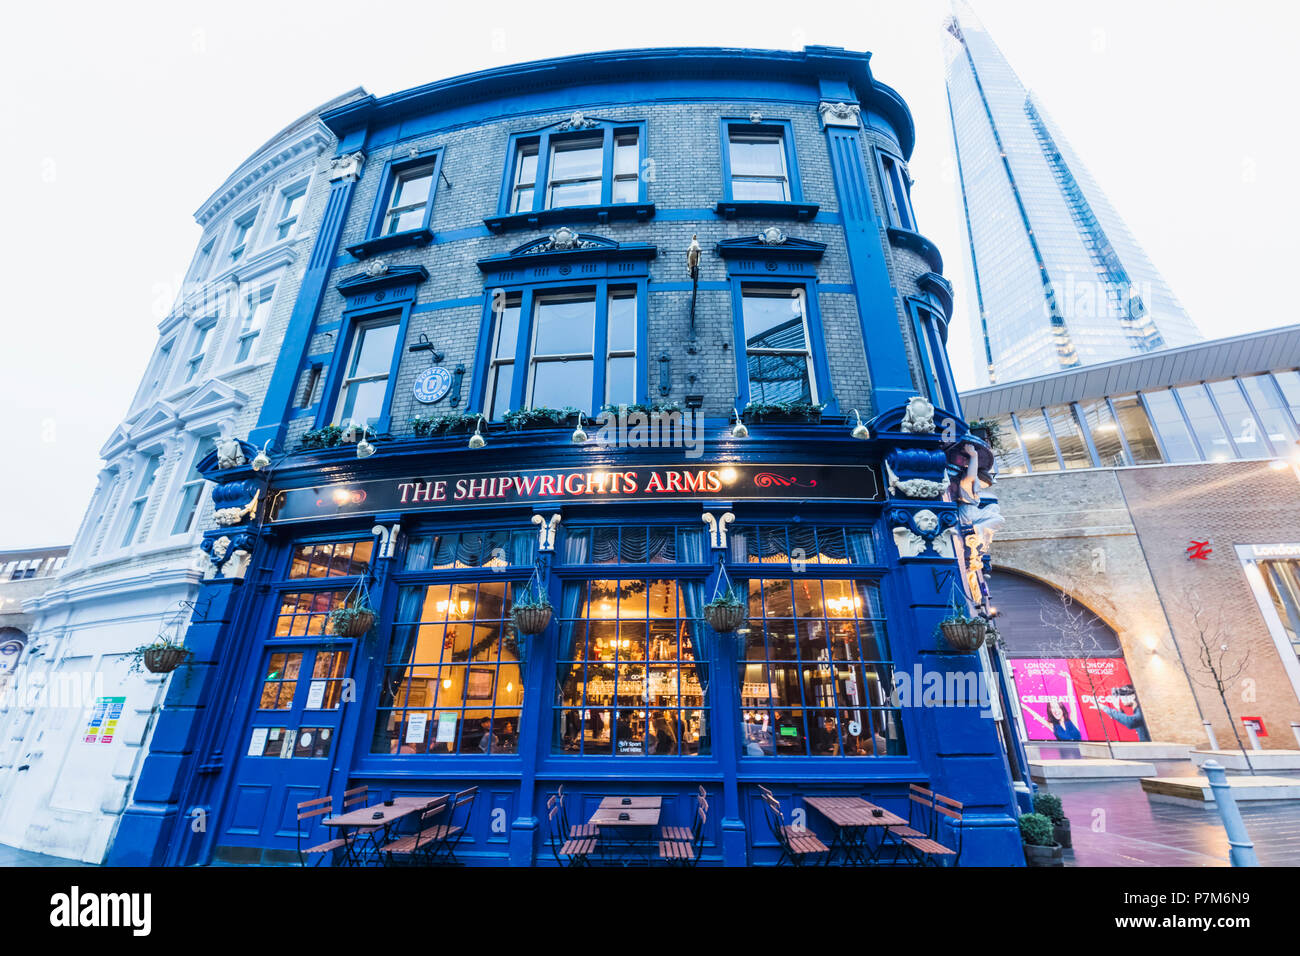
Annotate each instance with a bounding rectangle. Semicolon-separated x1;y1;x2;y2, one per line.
913;510;939;533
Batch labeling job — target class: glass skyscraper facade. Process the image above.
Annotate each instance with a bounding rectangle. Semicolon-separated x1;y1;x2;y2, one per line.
944;2;1201;385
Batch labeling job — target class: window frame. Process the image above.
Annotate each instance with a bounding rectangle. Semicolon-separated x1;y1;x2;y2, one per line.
183;317;217;384
360;148;443;243
474;277;649;418
119;452;162;548
227;207;260;263
719;117;803;205
328;311;404;432
875;148;916;231
273;180;309;241
234;285;275;364
727;273;834;412
496;120;648;218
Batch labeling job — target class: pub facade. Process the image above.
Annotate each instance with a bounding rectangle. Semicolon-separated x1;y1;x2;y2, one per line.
108;46;1025;866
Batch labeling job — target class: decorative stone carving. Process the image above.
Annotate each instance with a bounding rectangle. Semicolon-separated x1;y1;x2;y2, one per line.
884;460;946;499
900;395;936;434
888;507;958;559
701;512;736;550
201;530;255;579
371;523;402;560
364;258;390;277
532;513;562;552
748;110;763;124
213;489;259;527
557;111;598;130
757;226;787;246
530;226;599;253
327;151;365;182
211;436;247;469
819;101;862;128
892;525;927;558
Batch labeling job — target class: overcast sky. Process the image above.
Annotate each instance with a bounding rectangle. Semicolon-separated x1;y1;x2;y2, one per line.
2;0;1296;548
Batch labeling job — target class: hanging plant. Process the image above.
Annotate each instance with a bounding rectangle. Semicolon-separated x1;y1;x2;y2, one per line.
329;577;379;638
510;564;553;636
127;637;191;675
937;586;987;652
703;557;747;634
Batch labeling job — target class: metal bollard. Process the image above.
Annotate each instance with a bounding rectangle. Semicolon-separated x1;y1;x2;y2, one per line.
1244;720;1263;752
1203;720;1219;751
1202;760;1260;867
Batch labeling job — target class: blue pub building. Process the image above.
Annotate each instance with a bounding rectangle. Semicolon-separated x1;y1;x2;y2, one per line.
109;46;1027;866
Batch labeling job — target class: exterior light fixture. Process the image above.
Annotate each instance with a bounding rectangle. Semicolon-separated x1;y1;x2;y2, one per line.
356;436;375;459
251;441;272;472
850;408;870;440
469;415;487;450
571;413;588;444
730;408;749;439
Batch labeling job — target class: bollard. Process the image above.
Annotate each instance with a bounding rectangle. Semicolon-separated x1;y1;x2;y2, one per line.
1203;720;1219;751
1202;760;1260;867
1291;721;1300;750
1244;720;1262;752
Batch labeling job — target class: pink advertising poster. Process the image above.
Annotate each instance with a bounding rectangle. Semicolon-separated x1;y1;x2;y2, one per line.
1010;658;1084;741
1068;658;1147;742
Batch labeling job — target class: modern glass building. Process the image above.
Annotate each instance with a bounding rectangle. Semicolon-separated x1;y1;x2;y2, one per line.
943;1;1201;385
104;46;1027;867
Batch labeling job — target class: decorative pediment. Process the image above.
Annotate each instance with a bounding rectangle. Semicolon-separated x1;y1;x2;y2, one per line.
477;230;656;274
99;424;133;459
127;402;182;444
336;263;429;298
714;232;827;261
178;379;247;422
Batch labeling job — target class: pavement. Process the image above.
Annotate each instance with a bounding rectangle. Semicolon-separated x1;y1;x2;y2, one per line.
1033;746;1300;866
0;843;95;867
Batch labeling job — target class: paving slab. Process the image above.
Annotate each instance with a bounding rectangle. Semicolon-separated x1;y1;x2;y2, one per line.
1189;749;1300;771
1078;741;1193;760
1030;757;1157;781
1141;774;1300;807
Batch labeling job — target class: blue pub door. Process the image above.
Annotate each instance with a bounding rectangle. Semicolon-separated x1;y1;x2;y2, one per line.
216;645;351;854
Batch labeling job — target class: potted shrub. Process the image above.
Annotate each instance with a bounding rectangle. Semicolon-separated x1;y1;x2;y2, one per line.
967;418;1006;456
1019;812;1064;867
511;588;553;636
502;406;582;431
1034;792;1071;848
740;400;825;425
703;589;747;634
411;413;479;438
127;636;190;676
298;424;346;451
329;601;377;638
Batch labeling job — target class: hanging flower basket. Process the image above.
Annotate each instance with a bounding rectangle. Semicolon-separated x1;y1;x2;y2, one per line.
704;601;747;634
940;618;987;652
511;602;553;636
143;645;190;674
330;607;376;637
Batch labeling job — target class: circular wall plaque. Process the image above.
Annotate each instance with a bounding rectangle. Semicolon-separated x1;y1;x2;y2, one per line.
413;365;452;404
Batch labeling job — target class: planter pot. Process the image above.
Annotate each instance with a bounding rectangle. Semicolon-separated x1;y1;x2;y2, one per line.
143;646;189;674
1023;842;1064;867
743;412;823;426
1053;820;1072;849
940;619;987;652
704;603;747;634
512;604;553;636
332;610;375;637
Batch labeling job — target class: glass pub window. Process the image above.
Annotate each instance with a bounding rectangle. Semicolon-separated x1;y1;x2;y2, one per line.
728;130;789;201
528;291;595;411
547;135;604;208
384;163;435;234
403;529;536;571
510;142;539;213
335;319;399;428
739;578;904;757
742;286;815;404
288;539;373;578
372;582;522;755
727;525;876;566
485;293;521;420
272;591;350;637
562;525;706;565
612;131;639;203
556;578;708;756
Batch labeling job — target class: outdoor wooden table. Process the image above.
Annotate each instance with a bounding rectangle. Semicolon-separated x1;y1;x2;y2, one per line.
597;796;663;810
802;796;907;866
588;804;662;866
322;796;441;866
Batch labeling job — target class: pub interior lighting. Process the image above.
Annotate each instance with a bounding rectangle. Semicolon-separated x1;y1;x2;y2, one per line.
730;408;749;439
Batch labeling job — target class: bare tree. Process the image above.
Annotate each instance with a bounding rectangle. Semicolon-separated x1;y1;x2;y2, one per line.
1036;587;1115;758
1183;586;1255;776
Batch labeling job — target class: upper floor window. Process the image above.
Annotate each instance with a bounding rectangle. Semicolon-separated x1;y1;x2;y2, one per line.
878;152;915;230
274;183;308;240
184;320;215;383
484;293;521;421
171;442;209;535
228;209;258;262
740;286;815;404
911;304;959;412
529;290;597;410
728;129;790;202
504;123;645;216
334;317;399;428
235;287;274;363
383;162;436;235
144;340;174;399
193;237;215;281
121;455;161;547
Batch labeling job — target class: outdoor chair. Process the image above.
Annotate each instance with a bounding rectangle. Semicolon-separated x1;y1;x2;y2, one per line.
900;791;963;867
380;795;450;866
422;787;477;865
296;795;347;867
547;797;596;866
658;787;708;866
760;792;828;866
555;784;598;840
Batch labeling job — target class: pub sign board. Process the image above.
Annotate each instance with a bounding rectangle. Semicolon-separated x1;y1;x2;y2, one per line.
269;462;883;524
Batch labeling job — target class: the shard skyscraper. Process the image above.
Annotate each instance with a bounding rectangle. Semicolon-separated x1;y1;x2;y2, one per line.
944;2;1201;385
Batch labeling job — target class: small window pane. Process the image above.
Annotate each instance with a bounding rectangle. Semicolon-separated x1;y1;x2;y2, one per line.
1208;379;1265;457
1176;385;1231;461
352;324;399;378
607;293;636;352
730;135;785;177
531;360;593;410
1046;405;1092;469
1016;410;1060;472
534;295;595;356
1111;394;1162;464
1078;400;1126;467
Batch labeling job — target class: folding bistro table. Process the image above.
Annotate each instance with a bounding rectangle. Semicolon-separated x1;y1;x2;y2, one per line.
588;798;663;865
322;796;441;866
802;796;907;866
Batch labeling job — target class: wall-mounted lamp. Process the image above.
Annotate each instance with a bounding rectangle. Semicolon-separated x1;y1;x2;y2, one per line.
850;409;870;441
469;415;487;450
356;437;376;459
571;413;588;445
251;441;272;471
730;408;749;439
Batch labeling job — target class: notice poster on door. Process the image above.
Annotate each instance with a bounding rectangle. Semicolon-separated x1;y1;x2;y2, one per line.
1009;660;1082;741
83;696;126;744
1068;658;1148;742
